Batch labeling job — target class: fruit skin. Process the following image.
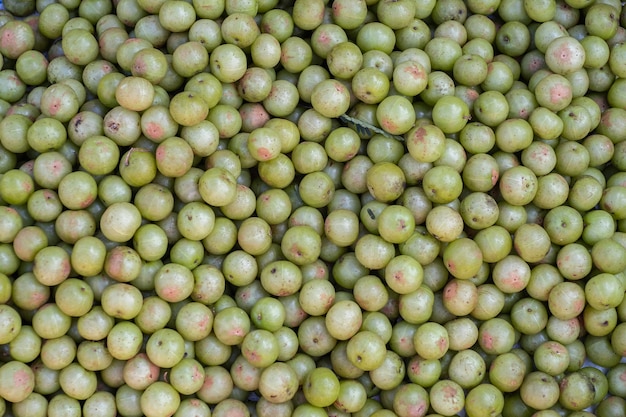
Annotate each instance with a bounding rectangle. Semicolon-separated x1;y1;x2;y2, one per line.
376;95;416;135
311;79;351;119
0;361;35;403
432;95;470;134
303;367;341;408
465;383;505;417
366;161;406;203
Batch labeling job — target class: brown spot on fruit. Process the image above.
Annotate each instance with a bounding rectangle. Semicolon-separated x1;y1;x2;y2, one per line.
549;83;570;105
144;122;163;139
482;332;494;350
442;384;458;398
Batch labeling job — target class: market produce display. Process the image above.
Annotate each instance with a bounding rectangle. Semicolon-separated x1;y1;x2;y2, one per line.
0;0;625;416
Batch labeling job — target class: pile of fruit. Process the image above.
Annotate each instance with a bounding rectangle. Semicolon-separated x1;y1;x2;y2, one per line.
0;0;625;416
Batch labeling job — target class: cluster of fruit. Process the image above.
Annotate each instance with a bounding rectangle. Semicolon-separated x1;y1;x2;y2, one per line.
0;0;625;416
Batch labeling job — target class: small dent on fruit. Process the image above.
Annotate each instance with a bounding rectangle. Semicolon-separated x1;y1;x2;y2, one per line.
107;121;120;132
